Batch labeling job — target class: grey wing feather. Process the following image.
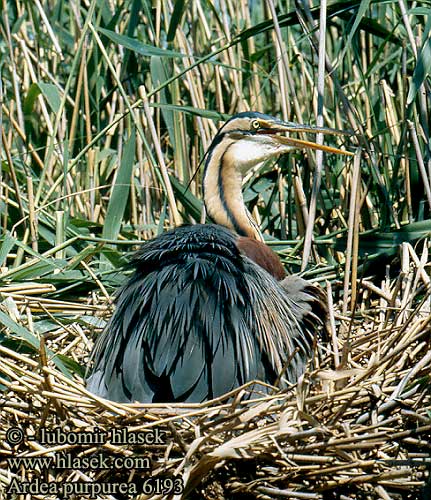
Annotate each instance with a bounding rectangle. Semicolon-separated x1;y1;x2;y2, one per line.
86;225;326;403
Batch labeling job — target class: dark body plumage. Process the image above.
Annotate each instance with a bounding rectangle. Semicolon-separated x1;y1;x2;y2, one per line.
86;111;351;403
87;224;324;403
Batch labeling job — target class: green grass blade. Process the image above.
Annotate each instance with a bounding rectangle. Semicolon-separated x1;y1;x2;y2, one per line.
167;0;187;42
102;131;136;241
407;35;431;104
0;310;73;376
98;27;186;58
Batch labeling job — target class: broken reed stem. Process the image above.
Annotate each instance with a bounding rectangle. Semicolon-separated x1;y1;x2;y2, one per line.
27;175;38;252
55;210;65;260
343;149;362;315
350;153;362;311
326;280;340;369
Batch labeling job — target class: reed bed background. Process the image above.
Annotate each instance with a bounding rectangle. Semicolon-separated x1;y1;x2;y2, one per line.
1;0;431;499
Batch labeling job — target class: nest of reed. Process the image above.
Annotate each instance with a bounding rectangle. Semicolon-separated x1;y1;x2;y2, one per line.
1;242;430;500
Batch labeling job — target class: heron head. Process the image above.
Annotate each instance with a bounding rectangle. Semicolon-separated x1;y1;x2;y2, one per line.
203;111;354;240
212;111;353;173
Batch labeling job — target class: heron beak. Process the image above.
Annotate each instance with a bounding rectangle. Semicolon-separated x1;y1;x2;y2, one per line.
259;119;355;156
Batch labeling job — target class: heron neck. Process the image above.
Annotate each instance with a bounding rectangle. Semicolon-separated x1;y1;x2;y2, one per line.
203;140;263;241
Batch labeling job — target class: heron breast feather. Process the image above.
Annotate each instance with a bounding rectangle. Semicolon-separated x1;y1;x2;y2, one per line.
236;236;286;280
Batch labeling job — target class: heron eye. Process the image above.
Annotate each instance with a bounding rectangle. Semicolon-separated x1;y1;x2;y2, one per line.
251;120;260;130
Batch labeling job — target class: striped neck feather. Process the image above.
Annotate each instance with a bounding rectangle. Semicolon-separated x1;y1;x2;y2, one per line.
203;136;264;241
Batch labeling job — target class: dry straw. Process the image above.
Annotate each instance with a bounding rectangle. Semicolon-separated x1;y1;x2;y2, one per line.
1;242;430;499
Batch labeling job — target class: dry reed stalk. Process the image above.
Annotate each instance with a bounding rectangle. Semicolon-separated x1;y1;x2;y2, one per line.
343;149;362;315
1;272;430;500
138;85;182;226
408;120;431;211
301;0;327;271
